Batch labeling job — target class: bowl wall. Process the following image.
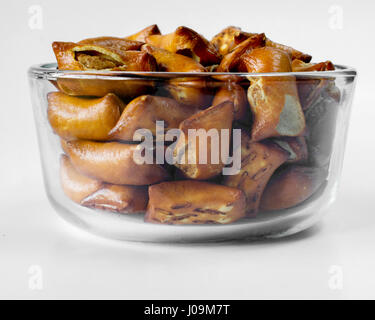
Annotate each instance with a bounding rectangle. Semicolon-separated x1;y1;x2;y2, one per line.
28;64;356;242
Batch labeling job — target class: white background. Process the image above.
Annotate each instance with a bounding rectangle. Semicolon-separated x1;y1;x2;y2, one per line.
0;0;374;299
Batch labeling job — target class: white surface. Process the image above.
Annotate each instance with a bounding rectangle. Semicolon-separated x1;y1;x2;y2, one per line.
1;0;375;299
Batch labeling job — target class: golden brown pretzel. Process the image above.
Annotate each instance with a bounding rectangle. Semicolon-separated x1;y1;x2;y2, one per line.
125;24;161;42
61;154;149;213
109;95;197;141
141;44;205;72
211;26;311;62
64;140;170;185
60;154;102;203
265;38;312;62
81;184;148;213
211;26;255;56
77;36;143;49
165;79;213;108
145;180;246;224
292;59;334;72
48;92;124;141
141;44;212;108
212;82;250;122
52;39;153;71
216;33;266;72
146;26;221;65
238;47;306;141
52;40;157;98
55;77;153;99
173;101;234;180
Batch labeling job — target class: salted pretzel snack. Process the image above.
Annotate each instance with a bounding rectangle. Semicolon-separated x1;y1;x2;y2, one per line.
145;180;246;224
48;92;124;141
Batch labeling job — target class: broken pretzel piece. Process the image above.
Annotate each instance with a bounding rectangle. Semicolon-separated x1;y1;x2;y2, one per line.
266;38;312;62
52;40;156;71
125;24;161;42
217;33;266;73
52;40;157;98
292;59;334;72
77;36;143;49
211;26;255;56
141;44;212;108
146;26;221;66
145;180;246;224
141;44;206;72
211;26;311;62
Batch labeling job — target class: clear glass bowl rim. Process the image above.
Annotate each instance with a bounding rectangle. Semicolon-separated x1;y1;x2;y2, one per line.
28;63;357;80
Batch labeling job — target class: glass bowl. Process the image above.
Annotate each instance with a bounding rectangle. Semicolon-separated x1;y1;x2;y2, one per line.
28;63;356;242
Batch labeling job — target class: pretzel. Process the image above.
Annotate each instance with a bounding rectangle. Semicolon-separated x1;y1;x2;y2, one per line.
141;44;205;72
211;26;255;56
173;101;234;180
64;140;170;185
223;131;288;215
125;24;161;42
52;39;152;71
216;33;266;72
260;165;327;211
145;180;246;224
239;47;306;141
146;26;221;65
52;40;156;98
292;59;334;72
48;92;124;141
81;184;148;213
109;95;197;141
266;38;312;62
212;82;250;122
60;154;102;203
211;26;311;62
272;136;308;164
